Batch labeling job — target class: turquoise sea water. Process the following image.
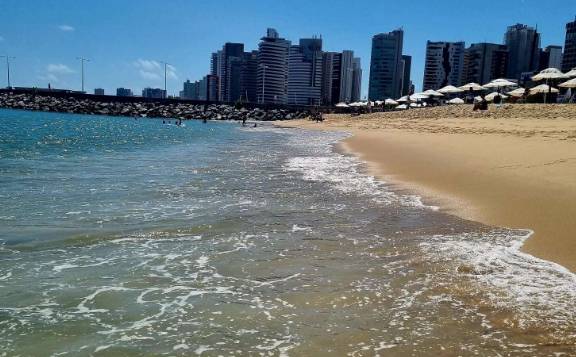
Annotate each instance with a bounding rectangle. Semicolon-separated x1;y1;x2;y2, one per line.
1;109;575;356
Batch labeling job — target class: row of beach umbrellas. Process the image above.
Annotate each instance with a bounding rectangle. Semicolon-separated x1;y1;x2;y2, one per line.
334;67;576;109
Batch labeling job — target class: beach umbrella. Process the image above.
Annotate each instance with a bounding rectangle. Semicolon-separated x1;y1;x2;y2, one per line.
437;85;464;94
483;78;517;89
375;100;384;106
397;95;417;103
458;83;485;91
396;104;408;109
422;89;444;97
507;87;527;97
529;84;559;95
447;97;465;104
559;78;576;88
335;102;349;108
384;98;398;105
485;92;508;102
411;92;430;100
563;68;576;78
474;96;483;103
410;102;421;108
531;68;568;81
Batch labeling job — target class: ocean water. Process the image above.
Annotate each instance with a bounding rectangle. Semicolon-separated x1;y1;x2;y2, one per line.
0;108;575;356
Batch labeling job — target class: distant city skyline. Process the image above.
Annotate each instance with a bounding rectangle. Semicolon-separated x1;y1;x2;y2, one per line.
1;0;576;98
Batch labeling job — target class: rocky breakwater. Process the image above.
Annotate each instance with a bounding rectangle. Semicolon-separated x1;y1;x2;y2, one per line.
0;92;311;121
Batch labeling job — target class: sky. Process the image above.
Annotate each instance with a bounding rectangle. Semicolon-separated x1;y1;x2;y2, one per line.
1;0;576;98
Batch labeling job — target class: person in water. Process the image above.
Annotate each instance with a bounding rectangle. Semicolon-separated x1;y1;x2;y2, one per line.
242;118;247;126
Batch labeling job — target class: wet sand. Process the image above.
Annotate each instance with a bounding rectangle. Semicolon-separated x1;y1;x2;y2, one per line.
276;104;576;272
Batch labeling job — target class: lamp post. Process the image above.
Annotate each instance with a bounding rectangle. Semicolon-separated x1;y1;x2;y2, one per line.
0;56;15;88
159;61;171;98
76;57;90;92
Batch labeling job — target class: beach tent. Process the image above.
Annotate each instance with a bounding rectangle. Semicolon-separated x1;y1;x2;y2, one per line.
531;68;567;81
447;98;465;104
458;83;485;91
385;98;398;105
422;89;444;97
485;92;508;102
335;102;349;108
507;87;527;97
437;85;464;94
483;79;517;89
559;78;576;88
529;84;559;95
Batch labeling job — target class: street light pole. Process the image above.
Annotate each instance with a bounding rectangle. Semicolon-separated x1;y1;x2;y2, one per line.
0;56;15;88
76;57;90;92
159;61;170;98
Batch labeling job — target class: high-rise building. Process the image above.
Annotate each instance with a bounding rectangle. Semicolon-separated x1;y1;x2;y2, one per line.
257;28;291;104
240;51;258;102
369;29;404;100
94;88;105;95
217;43;245;102
462;43;509;85
180;79;200;100
142;87;166;99
321;50;362;104
116;88;133;97
287;38;323;105
206;75;219;101
351;57;362;102
504;24;541;80
562;18;576;72
423;41;465;90
539;45;564;70
401;55;412;96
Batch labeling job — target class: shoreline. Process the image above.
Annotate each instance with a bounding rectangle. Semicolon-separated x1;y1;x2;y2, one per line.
275;105;576;272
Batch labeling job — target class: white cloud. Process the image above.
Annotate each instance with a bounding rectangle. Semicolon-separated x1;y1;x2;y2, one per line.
133;58;178;81
47;63;75;74
38;73;59;83
58;25;75;32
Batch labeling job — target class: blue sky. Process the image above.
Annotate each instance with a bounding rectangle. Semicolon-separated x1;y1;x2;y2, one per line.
1;0;575;97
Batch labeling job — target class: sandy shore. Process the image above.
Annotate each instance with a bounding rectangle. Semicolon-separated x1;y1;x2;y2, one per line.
276;104;576;272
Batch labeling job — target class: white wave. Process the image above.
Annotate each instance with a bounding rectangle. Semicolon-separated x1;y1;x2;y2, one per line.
420;229;576;332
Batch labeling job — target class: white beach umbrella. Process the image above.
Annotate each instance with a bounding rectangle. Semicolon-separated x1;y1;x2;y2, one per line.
422;89;444;97
437;85;464;94
397;95;417;103
483;78;517;89
529;84;559;95
559;78;576;88
458;83;485;91
375;100;384;106
507;87;527;97
411;92;430;100
564;68;576;78
485;92;508;102
447;97;465;104
474;96;483;103
396;104;408;109
384;98;398;105
335;102;349;108
531;68;568;81
410;102;421;108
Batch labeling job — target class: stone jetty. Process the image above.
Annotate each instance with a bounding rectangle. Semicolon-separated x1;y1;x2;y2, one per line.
0;92;312;121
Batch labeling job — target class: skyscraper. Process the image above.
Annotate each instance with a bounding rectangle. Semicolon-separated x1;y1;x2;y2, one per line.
539;45;564;70
94;88;105;95
257;28;291;104
504;24;540;80
562;18;576;72
423;41;465;90
287;38;323;105
351;57;362;102
462;43;509;85
220;43;245;102
116;88;133;97
369;29;404;100
240;51;258;102
142;87;166;99
401;55;412;96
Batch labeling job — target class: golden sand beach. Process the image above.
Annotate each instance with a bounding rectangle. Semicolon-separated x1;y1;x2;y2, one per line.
277;104;576;272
